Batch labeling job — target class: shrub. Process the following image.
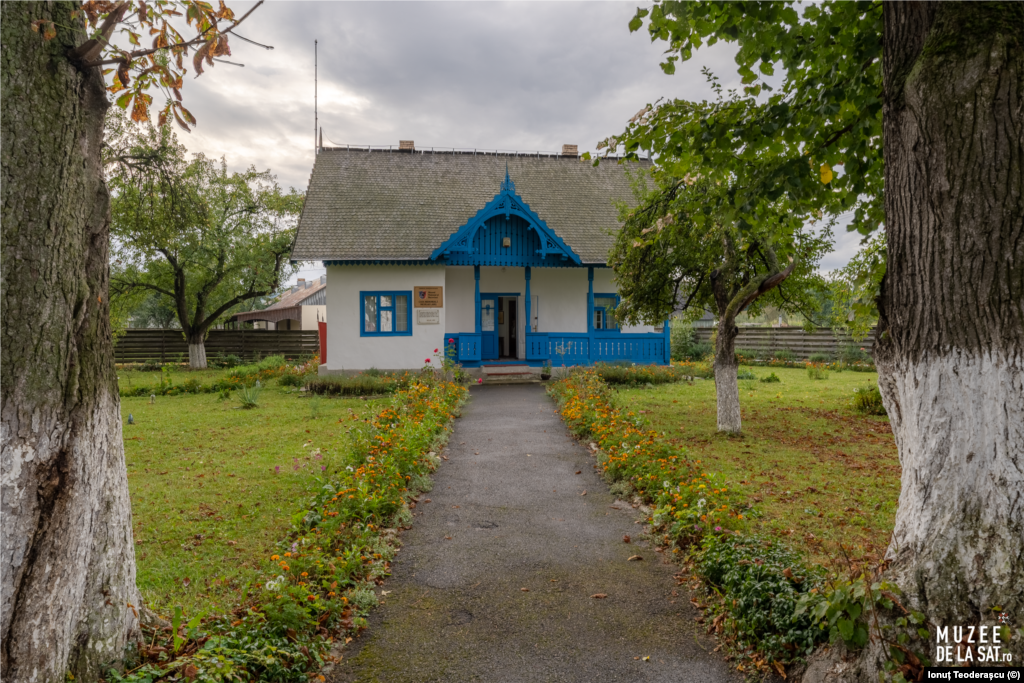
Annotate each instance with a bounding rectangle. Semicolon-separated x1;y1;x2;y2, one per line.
772;348;796;362
306;372;413;397
593;362;688;386
806;363;830;380
278;372;309;388
759;372;781;383
237;383;262;409
808;352;832;363
837;344;872;364
696;534;826;663
737;368;756;380
852;386;887;416
208;353;242;369
670;319;714;361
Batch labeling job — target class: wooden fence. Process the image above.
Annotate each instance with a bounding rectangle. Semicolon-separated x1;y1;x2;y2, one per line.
114;329;320;364
694;326;875;358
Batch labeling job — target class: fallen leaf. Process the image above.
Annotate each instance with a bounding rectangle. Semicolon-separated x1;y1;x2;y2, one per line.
591;593;607;599
773;661;787;679
575;470;582;475
183;664;198;680
627;555;643;561
520;588;529;592
579;490;587;496
623;535;631;543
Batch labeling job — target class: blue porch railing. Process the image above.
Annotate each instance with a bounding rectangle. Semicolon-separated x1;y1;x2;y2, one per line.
451;331;668;366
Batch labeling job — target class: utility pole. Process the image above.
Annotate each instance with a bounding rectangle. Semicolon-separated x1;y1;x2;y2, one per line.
314;39;318;156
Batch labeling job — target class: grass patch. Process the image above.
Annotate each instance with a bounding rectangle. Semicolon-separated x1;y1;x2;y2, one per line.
615;366;897;567
122;383;383;614
120;375;466;681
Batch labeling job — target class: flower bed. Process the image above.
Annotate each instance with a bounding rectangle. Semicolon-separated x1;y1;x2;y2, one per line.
548;371;832;673
549;371;741;541
117;378;467;682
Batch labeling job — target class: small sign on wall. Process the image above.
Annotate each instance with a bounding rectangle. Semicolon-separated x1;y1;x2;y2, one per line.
414;286;443;308
417;309;440;325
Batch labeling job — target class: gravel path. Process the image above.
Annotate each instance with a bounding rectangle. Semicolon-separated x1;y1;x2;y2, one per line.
329;384;740;683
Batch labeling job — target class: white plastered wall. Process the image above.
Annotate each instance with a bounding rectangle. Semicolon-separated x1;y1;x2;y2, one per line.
301;305;326;330
443;265;661;336
323;265;446;371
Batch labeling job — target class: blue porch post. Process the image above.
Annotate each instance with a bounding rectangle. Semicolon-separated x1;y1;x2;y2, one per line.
587;266;594;364
664;317;672;365
525;266;532;333
474;265;481;333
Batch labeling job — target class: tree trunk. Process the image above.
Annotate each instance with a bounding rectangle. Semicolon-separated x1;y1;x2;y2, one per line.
1;4;141;682
870;1;1022;671
713;318;741;433
187;336;208;369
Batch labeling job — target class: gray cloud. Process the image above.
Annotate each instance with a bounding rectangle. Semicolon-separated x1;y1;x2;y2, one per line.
164;2;860;284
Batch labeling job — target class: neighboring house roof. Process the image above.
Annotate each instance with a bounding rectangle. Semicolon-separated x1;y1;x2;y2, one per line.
290;148;651;265
231;280;326;324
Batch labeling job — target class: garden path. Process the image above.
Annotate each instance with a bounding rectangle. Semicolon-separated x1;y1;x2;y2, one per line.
329;384;740;683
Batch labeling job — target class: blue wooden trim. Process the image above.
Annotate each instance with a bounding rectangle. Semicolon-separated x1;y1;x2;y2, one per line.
474;266;481;334
592;292;621;332
430;169;582;265
526;333;549;360
524;267;532;333
663;318;672;365
587;271;597;333
359;291;413;337
457;333;481;362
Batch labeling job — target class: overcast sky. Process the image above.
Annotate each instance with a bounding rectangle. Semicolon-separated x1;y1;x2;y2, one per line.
167;1;863;285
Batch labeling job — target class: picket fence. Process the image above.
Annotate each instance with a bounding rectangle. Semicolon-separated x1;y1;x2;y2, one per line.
694;326;875;358
114;329;320;364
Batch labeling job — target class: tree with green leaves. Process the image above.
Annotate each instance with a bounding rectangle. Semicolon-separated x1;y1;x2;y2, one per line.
610;173;832;433
106;117;301;368
606;1;1023;674
1;3;262;679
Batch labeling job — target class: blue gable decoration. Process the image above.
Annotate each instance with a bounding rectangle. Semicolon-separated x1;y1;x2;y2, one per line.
430;168;582;267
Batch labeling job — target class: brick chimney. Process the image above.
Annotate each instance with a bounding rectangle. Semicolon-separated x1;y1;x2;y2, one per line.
561;144;578;157
399;140;415;151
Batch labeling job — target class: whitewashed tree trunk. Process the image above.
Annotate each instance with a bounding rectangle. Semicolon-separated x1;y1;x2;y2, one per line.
806;5;1024;678
873;1;1024;661
713;321;741;433
1;4;141;680
188;340;208;370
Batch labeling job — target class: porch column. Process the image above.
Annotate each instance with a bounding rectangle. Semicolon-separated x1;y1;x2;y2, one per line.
474;265;481;334
587;266;594;364
664;317;672;365
587;266;594;333
524;266;532;333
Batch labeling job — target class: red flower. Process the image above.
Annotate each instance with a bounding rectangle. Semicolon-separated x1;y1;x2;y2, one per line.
425;358;431;363
448;338;454;343
434;348;438;353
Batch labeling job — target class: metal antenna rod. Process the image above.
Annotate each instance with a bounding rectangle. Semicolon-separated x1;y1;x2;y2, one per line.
314;39;318;156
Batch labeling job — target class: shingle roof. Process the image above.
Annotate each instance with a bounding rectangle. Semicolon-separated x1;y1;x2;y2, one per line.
290;149;651;264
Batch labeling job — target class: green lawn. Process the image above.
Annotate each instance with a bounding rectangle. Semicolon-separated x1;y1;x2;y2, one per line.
120;377;386;615
617;366;898;570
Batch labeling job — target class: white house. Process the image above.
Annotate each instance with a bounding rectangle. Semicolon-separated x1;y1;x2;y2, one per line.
290;142;668;373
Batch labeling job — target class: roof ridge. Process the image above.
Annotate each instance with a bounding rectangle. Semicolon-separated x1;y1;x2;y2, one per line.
316;145;647;161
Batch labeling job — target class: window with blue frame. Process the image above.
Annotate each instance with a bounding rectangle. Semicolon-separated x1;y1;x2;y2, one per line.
593;294;620;331
361;291;411;336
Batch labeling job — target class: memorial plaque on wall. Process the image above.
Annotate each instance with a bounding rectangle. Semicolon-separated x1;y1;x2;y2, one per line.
414;286;443;308
417;310;440;325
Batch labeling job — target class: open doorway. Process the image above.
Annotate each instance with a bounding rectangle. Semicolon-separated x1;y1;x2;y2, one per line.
499;297;517;359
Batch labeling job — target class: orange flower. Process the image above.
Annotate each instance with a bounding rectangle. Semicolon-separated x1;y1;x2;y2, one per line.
271;555;280;560
301;572;308;577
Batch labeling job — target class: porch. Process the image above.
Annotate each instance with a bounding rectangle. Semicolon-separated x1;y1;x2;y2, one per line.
445;264;670;367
